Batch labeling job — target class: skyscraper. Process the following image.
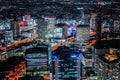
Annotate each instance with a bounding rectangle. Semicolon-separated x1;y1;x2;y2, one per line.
52;46;85;80
25;44;50;76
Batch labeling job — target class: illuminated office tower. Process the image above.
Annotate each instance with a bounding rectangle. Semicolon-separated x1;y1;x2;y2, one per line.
76;25;89;43
11;20;20;40
52;46;85;80
3;20;14;43
25;44;50;77
90;13;97;33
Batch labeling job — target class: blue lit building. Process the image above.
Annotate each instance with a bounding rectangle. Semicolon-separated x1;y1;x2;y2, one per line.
52;46;86;80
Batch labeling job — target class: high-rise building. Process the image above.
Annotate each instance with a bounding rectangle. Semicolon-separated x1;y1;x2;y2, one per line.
52;46;85;80
4;20;14;43
76;25;89;43
25;44;50;76
11;20;20;40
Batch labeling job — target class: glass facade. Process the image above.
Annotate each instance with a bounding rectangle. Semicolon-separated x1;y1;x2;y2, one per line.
25;46;49;72
52;47;84;80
